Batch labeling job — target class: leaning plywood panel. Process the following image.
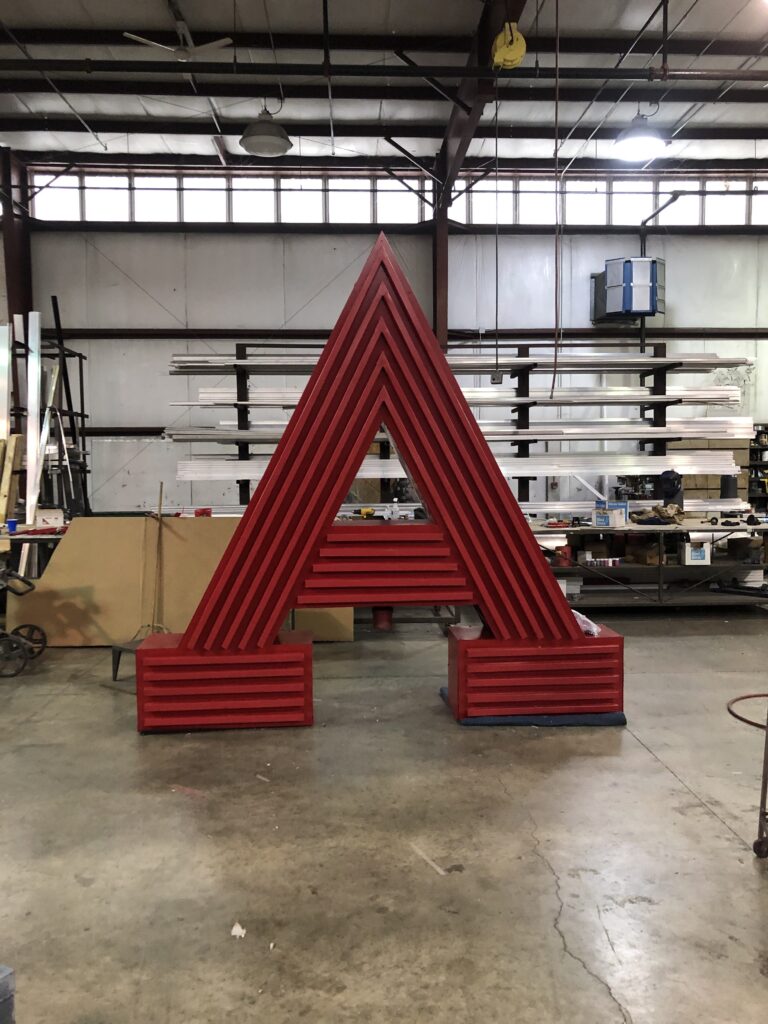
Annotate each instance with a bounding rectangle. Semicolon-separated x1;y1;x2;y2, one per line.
155;518;352;640
147;516;239;634
6;517;237;645
7;516;353;646
7;517;146;645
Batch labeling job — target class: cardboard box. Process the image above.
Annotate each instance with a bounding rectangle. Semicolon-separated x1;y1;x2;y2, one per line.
734;449;751;469
683;475;708;489
295;607;354;642
669;439;703;450
595;500;629;514
6;517;357;647
732;567;765;588
710;439;748;450
591;509;626;528
727;536;764;563
681;541;711;565
577;540;610;562
626;543;663;566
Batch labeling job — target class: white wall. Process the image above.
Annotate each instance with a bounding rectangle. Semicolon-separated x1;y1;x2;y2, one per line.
30;229;768;511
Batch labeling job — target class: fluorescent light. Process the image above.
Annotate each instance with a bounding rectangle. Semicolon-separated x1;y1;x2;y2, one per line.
239;111;293;157
614;114;667;162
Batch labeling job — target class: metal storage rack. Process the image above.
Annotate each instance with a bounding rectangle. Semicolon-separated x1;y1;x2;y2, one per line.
749;423;768;513
166;336;752;508
12;303;91;519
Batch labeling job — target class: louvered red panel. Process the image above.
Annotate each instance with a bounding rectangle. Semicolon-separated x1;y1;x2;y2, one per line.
136;633;312;733
297;523;476;606
447;628;624;721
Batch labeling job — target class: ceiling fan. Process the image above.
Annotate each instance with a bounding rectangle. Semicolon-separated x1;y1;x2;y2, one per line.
122;31;233;62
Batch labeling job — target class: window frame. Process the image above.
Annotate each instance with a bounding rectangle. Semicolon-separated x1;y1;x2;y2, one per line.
25;167;768;229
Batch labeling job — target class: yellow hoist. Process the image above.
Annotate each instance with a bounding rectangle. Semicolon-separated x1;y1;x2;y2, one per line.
491;22;527;70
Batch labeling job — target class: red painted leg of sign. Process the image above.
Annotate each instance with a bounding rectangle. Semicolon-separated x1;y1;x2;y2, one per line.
136;633;313;733
445;626;625;726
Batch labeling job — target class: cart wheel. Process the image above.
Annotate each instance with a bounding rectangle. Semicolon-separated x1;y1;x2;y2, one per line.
753;837;768;859
11;624;47;659
0;636;29;677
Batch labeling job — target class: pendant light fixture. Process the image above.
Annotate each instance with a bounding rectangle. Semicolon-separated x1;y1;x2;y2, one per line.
614;111;667;162
240;1;291;157
239;107;293;157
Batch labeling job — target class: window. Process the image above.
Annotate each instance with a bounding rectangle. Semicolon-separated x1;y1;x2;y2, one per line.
232;178;275;222
752;181;768;225
280;177;324;222
565;180;607;225
182;176;227;222
657;179;700;225
83;175;129;221
470;179;514;224
327;178;371;223
612;179;654;225
27;168;768;229
32;174;80;220
705;179;747;225
518;178;558;224
134;176;178;221
376;178;420;223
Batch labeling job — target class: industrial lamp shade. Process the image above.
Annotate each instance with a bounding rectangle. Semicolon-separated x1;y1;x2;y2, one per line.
239;111;293;157
613;114;667;162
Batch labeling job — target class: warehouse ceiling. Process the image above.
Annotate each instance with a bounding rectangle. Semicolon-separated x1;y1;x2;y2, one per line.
1;0;768;168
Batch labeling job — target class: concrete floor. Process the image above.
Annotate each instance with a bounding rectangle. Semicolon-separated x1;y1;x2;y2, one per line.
1;610;767;1023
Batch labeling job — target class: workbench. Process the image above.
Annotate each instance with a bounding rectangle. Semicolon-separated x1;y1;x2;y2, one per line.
530;520;768;608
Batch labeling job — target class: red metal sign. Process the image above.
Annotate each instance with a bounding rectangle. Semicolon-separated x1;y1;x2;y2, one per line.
136;234;623;732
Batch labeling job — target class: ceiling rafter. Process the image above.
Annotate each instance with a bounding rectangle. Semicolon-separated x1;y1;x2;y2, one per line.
3;28;768;58
4;115;766;141
1;58;767;82
2;77;767;105
19;151;766;173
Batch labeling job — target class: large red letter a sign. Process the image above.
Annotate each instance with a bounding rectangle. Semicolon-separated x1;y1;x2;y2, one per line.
137;235;624;732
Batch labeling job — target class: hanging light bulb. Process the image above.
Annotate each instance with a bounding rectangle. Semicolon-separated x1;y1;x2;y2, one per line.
240;109;293;157
614;113;667;162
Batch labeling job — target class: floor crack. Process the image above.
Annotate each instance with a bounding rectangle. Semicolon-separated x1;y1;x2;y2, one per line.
597;903;622;965
529;816;634;1024
627;726;751;852
496;774;513;800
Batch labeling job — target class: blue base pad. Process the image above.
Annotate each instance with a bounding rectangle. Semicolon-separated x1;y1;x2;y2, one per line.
439;687;626;727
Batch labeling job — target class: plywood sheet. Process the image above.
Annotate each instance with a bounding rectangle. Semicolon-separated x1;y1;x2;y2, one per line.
295;607;354;642
151;516;239;633
8;516;353;646
7;517;146;646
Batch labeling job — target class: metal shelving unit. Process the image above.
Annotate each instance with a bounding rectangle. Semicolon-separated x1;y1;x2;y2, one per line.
166;338;752;510
11;304;91;519
749;424;768;513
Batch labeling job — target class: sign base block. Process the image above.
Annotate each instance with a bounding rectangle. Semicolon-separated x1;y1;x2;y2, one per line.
136;632;313;733
445;626;625;725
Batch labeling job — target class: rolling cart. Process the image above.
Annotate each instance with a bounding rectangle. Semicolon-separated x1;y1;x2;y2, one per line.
0;566;47;677
727;693;768;858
